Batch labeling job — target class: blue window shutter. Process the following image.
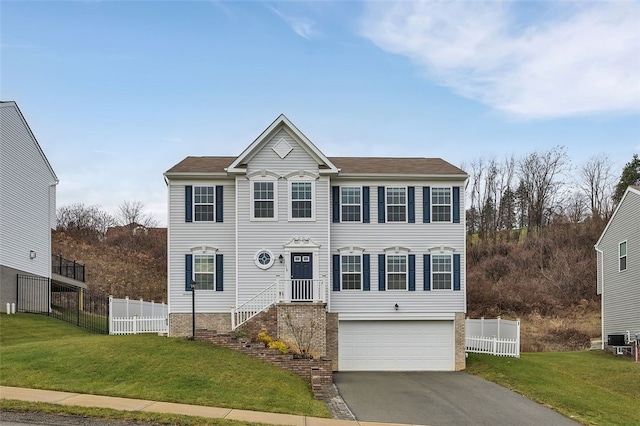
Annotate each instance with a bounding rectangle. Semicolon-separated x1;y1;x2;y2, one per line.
408;186;415;223
423;254;431;291
408;254;416;291
216;254;224;291
332;255;340;291
216;185;224;223
363;254;370;291
332;186;340;223
185;254;193;291
185;186;193;223
378;254;386;291
377;187;385;223
423;186;430;223
362;186;370;223
453;254;461;291
453;186;460;223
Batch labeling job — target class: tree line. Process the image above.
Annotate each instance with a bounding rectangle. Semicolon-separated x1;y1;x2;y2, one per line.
464;151;639;239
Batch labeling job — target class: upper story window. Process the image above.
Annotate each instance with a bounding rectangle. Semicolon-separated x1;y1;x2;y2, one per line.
386;187;407;222
253;181;275;219
194;254;215;290
432;254;452;290
619;241;627;271
387;254;407;290
341;254;362;290
432;187;452;222
290;181;314;220
194;186;215;222
341;187;361;222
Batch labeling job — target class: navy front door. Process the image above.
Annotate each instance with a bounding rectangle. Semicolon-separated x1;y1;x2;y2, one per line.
291;253;313;300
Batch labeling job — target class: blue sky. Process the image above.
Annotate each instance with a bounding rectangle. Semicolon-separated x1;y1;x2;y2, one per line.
2;1;639;225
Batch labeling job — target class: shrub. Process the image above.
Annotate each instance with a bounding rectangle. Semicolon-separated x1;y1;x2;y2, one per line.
256;331;273;347
268;340;289;354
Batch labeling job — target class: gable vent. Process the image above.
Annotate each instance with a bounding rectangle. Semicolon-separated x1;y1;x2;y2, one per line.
272;138;293;159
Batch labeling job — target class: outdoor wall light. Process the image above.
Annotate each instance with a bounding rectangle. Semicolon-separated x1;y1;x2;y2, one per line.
394;303;399;311
278;254;284;264
29;250;36;259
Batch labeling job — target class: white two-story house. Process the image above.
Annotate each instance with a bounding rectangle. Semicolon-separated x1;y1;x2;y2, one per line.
165;115;468;371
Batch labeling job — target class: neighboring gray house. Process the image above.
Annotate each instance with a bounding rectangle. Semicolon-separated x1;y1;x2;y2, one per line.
0;101;58;309
595;185;640;347
165;115;468;371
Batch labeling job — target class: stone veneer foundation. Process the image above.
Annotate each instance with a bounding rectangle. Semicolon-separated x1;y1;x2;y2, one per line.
169;313;231;337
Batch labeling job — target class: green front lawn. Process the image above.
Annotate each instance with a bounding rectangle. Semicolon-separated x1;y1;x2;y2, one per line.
0;313;329;418
467;352;640;426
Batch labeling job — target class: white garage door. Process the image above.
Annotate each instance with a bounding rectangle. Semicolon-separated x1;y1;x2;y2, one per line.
338;320;454;371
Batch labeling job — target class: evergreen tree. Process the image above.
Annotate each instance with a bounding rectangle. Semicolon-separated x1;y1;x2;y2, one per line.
613;154;640;203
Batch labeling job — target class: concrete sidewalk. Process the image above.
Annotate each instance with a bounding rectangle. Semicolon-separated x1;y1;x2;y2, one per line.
0;386;421;426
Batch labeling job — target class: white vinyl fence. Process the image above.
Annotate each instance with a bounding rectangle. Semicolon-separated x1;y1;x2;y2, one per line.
109;296;168;335
466;317;520;358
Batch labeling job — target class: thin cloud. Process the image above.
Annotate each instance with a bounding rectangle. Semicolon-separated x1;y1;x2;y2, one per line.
360;1;640;119
269;6;317;39
92;149;116;155
163;137;184;144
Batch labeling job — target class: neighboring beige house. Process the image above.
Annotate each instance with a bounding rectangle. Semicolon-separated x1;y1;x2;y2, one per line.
595;185;640;348
165;115;468;371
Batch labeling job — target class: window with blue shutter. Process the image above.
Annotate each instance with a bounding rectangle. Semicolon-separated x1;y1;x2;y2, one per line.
408;186;415;223
216;254;224;291
423;254;431;291
362;186;370;223
185;186;193;223
332;186;340;223
185;254;193;290
453;253;461;291
423;187;430;223
377;187;385;223
332;255;340;291
453;186;460;223
216;186;224;223
363;254;370;291
378;254;386;291
408;254;416;291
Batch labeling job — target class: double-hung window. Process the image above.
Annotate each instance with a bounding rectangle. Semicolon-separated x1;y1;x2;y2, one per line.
291;181;313;219
194;254;215;290
341;255;362;290
253;181;275;219
341;187;361;222
432;254;452;290
619;241;627;271
386;187;407;222
387;255;407;290
432;187;451;222
194;186;215;222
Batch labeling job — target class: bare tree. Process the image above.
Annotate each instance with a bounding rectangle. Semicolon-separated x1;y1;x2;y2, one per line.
565;192;588;223
579;154;615;220
517;146;571;230
57;204;116;241
116;200;158;227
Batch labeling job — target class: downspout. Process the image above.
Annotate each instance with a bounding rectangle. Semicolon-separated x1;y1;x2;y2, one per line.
163;175;171;320
595;246;604;350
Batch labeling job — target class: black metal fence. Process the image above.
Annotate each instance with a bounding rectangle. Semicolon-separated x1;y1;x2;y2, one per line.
17;275;108;334
51;254;85;282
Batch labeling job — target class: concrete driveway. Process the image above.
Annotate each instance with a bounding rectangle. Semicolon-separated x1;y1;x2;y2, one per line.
334;372;580;426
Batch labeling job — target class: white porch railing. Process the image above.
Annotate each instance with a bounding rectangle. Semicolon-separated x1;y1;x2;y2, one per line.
109;296;168;335
231;276;326;330
465;317;520;358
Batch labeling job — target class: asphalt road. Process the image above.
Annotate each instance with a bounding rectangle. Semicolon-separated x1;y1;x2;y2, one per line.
334;371;581;426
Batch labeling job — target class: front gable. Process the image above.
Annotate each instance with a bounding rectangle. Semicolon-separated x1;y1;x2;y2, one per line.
227;114;339;175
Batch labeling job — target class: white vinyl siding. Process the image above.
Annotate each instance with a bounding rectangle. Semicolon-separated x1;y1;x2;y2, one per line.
247;128;319;175
167;179;236;314
596;189;640;343
330;178;466;314
0;103;56;280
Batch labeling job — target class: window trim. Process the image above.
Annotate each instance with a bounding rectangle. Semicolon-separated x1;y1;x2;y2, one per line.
619;241;627;272
340;254;363;291
254;249;275;270
190;246;218;291
340;186;362;223
431;186;452;223
287;175;316;221
250;179;278;221
193;185;215;222
431;254;453;290
385;186;408;223
383;247;410;291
